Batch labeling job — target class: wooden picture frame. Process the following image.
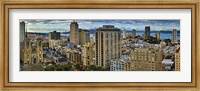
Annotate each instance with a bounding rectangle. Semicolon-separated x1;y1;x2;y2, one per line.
0;0;199;91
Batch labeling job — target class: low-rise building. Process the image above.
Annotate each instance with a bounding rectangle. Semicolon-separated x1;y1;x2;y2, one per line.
175;45;180;71
110;59;125;71
131;47;163;71
82;43;94;66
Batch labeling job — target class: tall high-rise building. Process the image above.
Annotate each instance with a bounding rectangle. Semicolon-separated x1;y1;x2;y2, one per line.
131;47;163;71
172;29;177;43
95;25;121;68
122;28;126;39
48;31;60;40
79;29;90;45
92;33;96;45
70;21;79;45
20;21;26;42
144;26;151;39
82;43;94;66
132;29;136;38
175;45;180;71
155;31;160;40
48;31;61;48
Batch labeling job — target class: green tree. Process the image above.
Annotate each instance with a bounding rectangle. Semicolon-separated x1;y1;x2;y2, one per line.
75;63;82;70
63;64;71;71
50;66;55;71
56;66;63;71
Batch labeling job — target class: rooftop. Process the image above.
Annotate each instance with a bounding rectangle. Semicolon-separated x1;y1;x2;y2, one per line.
97;25;120;32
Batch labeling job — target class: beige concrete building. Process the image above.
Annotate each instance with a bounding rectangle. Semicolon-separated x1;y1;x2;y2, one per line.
131;47;163;71
82;43;94;66
70;21;79;45
175;45;180;71
79;29;90;46
124;61;131;71
155;31;160;40
69;51;82;64
159;41;166;48
95;25;121;68
49;40;61;48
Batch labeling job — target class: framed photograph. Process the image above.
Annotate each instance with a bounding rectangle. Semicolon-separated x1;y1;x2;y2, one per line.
1;0;199;91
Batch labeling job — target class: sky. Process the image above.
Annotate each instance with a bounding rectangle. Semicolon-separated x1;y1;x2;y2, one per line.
21;19;180;33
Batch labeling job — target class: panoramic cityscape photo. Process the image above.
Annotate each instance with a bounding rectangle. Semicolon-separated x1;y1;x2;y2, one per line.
20;19;180;71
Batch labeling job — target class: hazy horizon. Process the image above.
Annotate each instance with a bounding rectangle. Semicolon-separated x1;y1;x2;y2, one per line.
20;19;180;33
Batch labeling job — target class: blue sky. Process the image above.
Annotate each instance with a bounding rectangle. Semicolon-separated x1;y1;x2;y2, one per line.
21;19;180;33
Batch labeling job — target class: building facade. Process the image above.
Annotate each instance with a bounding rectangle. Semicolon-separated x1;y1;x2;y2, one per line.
110;59;125;71
124;61;131;71
48;31;60;40
20;21;26;42
155;31;160;40
172;29;177;43
131;47;163;71
79;29;90;45
48;31;61;48
132;29;136;38
175;45;180;71
122;28;126;39
69;51;82;64
95;25;121;68
144;26;151;39
23;37;43;64
82;43;94;66
70;21;79;45
49;40;61;48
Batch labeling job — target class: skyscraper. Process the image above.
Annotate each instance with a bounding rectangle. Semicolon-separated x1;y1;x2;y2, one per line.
70;20;79;45
79;29;90;45
144;26;150;39
172;29;177;43
155;31;160;40
48;31;61;48
122;28;126;39
20;21;26;42
48;31;60;40
95;25;121;68
132;29;136;38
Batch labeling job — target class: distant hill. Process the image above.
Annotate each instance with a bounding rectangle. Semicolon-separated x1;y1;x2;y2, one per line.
27;29;180;35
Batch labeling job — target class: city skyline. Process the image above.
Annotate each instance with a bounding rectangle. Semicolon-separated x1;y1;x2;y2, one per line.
21;20;180;33
20;20;180;71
